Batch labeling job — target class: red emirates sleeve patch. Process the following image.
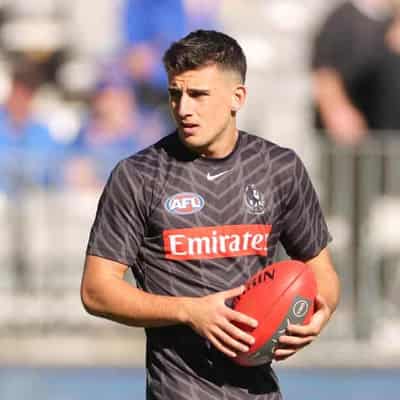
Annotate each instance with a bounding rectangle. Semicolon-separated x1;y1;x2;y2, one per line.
163;224;272;260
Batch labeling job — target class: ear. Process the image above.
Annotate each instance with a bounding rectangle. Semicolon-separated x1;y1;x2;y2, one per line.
231;84;247;113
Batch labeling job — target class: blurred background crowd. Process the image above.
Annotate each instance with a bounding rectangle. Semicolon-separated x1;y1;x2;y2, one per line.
1;0;400;372
0;0;220;193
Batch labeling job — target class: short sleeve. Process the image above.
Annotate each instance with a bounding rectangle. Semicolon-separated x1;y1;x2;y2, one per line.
312;5;353;78
279;154;332;261
86;159;147;266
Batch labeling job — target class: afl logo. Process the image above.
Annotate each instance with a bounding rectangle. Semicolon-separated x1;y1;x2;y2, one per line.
292;299;309;318
165;192;205;215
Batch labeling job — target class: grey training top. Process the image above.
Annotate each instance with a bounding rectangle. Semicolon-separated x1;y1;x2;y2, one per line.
87;130;331;399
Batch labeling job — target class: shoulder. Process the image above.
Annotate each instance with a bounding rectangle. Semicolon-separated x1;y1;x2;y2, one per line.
103;132;180;210
239;132;308;200
122;130;179;166
315;2;358;39
323;2;357;23
123;130;192;169
239;131;299;169
110;131;179;186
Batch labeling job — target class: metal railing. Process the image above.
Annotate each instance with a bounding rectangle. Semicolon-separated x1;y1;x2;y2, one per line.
316;135;400;342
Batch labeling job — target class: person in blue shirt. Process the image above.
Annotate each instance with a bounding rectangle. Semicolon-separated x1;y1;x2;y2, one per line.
64;67;167;190
122;0;186;106
121;0;219;109
0;62;63;193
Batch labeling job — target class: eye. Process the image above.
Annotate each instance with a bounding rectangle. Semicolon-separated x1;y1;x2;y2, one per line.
168;89;181;100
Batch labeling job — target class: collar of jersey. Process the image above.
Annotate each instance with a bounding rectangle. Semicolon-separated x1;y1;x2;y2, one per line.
191;130;242;168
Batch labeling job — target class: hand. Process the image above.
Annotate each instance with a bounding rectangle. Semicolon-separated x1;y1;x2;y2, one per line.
184;286;258;358
327;105;368;146
274;295;331;362
385;17;400;53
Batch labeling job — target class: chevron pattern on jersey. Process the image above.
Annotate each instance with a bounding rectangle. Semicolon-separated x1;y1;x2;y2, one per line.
87;130;330;399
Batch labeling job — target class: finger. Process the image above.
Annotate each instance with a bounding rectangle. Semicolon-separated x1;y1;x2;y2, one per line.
225;307;258;329
286;320;321;337
286;324;316;337
274;348;296;358
208;334;237;358
314;294;332;319
315;294;327;309
213;326;250;353
220;319;256;346
278;334;314;348
222;285;245;300
274;353;294;362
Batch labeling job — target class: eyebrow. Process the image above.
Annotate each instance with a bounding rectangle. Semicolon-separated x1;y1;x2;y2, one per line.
188;88;210;95
168;87;210;95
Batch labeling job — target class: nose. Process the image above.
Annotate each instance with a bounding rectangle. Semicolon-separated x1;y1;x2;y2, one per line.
177;93;193;119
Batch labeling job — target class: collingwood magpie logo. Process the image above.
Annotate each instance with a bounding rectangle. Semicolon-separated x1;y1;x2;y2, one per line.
245;184;265;214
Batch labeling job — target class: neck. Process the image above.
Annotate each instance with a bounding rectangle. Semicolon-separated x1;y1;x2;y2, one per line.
201;127;239;159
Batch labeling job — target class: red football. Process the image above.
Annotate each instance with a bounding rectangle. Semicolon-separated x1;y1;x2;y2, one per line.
232;260;317;366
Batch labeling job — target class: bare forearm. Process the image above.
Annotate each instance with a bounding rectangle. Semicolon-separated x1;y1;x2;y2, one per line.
81;275;191;328
306;248;340;315
314;68;353;114
313;68;367;136
315;267;340;315
81;256;274;358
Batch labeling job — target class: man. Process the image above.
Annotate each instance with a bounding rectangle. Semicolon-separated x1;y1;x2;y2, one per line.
0;61;61;192
64;65;166;190
312;0;400;145
81;30;340;399
122;0;219;109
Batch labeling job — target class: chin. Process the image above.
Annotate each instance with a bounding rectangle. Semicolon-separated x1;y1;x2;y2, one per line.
179;130;201;144
180;136;209;154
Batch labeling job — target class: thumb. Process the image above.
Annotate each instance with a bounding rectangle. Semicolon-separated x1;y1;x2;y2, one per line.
314;294;332;321
222;285;246;300
314;294;328;310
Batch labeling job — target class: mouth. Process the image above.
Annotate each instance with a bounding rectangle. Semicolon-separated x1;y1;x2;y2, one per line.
180;123;199;136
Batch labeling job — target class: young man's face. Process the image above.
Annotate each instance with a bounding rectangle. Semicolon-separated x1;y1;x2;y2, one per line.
168;64;245;157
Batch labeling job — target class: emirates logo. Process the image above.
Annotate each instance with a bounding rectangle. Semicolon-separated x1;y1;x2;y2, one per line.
163;224;272;260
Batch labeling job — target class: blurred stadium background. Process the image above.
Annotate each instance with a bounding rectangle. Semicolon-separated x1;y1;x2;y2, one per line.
0;0;400;399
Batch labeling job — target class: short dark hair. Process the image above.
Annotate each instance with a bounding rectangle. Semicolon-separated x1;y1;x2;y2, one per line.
12;61;43;92
163;30;247;83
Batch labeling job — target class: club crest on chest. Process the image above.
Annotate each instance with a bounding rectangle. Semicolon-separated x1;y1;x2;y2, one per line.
244;184;265;215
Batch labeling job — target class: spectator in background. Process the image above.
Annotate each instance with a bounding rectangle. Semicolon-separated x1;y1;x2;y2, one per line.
122;0;185;108
182;0;220;32
121;0;219;110
0;61;62;192
312;0;400;146
64;68;166;190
